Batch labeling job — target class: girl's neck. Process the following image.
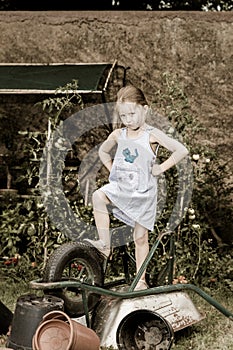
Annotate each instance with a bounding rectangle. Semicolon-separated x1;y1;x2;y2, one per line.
126;124;146;139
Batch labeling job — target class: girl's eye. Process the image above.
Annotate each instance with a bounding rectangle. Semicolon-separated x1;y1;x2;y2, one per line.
120;112;135;119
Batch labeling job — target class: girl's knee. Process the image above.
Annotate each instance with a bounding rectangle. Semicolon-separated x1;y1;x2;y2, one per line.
134;229;148;246
92;190;109;207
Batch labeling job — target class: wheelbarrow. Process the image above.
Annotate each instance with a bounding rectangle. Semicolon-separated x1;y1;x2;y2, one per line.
30;229;233;350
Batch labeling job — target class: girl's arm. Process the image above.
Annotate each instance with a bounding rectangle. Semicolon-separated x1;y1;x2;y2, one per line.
150;127;189;176
99;129;120;172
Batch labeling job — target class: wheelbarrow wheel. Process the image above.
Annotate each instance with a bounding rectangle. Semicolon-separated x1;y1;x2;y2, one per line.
43;241;104;317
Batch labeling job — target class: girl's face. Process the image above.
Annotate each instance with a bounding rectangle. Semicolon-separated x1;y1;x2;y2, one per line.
117;102;147;130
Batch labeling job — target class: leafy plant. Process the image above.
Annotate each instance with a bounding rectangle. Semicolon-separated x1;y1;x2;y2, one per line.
0;196;69;281
0;113;22;190
151;72;233;287
0;80;84;280
17;80;83;190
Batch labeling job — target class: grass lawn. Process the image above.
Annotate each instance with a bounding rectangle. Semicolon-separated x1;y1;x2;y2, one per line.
0;277;232;349
172;289;233;350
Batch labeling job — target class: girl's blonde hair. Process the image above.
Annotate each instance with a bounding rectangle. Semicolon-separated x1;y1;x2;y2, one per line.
116;85;148;106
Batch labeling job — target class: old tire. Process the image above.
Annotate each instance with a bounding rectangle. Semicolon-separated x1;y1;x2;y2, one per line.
43;241;104;317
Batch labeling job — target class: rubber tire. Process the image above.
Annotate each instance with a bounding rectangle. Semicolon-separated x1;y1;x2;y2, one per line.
43;241;104;317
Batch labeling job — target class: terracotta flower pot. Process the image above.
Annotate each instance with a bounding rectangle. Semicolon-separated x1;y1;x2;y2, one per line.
33;310;100;350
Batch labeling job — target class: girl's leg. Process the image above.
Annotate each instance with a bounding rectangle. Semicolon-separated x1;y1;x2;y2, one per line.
133;223;149;289
84;189;111;257
93;189;111;245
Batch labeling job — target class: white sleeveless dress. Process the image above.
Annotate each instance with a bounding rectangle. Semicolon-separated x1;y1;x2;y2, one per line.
101;126;158;231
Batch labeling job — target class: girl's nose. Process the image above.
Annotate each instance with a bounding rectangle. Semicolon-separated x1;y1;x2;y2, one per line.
125;114;132;123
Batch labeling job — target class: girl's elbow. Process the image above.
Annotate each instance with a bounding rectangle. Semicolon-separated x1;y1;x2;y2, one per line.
183;147;189;157
99;143;107;157
98;146;103;158
177;146;189;161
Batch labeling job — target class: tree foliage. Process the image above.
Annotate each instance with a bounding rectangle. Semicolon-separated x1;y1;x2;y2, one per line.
0;0;232;11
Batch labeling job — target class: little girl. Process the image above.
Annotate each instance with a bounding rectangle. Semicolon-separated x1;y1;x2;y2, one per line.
85;85;188;290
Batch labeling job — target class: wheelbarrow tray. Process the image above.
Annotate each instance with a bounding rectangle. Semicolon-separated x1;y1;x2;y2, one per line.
91;290;205;349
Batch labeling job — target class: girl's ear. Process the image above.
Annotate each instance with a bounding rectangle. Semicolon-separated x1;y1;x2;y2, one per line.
143;105;149;118
143;105;149;112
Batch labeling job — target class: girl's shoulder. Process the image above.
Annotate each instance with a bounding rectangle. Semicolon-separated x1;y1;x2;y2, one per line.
107;128;122;141
145;125;161;141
